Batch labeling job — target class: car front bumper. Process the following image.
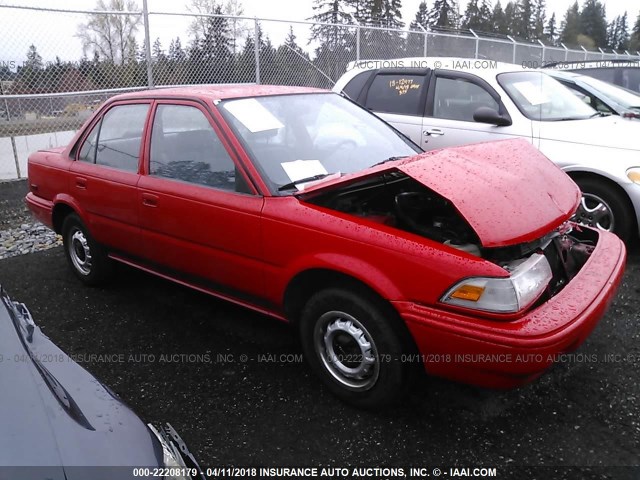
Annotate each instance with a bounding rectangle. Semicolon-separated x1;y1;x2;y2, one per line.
394;230;626;389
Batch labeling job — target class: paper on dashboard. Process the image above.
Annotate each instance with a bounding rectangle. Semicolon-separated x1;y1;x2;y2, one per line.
223;98;284;133
281;160;328;182
512;81;550;106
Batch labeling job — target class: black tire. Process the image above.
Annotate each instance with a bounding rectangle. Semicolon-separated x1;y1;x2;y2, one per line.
62;213;114;286
299;287;416;409
573;177;634;243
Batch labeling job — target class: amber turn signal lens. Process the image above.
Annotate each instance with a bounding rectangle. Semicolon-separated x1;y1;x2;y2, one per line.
449;284;485;301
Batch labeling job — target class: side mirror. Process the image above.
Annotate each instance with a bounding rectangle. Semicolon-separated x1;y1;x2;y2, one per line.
473;106;512;127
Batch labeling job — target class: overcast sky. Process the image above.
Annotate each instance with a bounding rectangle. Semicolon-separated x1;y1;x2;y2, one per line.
0;0;637;65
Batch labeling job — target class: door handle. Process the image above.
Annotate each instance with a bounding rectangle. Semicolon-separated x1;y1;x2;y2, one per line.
75;177;87;189
141;193;158;207
424;129;444;137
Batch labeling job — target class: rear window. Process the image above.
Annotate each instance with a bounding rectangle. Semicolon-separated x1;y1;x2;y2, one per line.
365;74;426;116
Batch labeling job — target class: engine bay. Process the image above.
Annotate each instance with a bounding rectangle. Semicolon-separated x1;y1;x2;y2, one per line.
304;171;482;254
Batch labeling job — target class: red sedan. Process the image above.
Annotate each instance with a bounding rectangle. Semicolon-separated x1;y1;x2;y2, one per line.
26;85;626;409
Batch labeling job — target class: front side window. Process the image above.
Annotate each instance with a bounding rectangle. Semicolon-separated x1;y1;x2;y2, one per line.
365;74;426;116
433;76;499;122
78;120;101;163
149;104;245;192
95;104;149;172
498;71;595;121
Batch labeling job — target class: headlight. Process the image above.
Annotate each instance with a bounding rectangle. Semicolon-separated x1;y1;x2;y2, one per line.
147;424;191;480
441;253;552;314
627;168;640;184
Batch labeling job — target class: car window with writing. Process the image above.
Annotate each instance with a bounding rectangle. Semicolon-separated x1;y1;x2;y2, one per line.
365;74;425;116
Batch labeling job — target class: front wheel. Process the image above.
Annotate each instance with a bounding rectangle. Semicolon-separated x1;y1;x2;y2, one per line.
62;213;114;286
299;287;415;409
573;178;634;243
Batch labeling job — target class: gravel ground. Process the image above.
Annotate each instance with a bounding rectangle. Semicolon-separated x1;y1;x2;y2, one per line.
0;180;639;478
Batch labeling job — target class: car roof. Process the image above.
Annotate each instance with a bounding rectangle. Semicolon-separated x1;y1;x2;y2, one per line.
545;70;581;80
112;84;326;102
346;57;524;75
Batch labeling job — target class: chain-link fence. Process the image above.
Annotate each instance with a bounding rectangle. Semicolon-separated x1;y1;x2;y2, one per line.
1;2;639;180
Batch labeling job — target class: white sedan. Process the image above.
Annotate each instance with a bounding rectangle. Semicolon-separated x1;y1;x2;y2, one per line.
334;57;640;242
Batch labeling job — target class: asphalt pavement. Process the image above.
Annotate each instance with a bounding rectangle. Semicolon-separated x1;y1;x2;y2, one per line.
0;180;639;479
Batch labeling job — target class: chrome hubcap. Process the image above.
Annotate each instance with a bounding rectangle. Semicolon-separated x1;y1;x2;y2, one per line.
573;193;614;231
314;311;379;391
69;229;92;276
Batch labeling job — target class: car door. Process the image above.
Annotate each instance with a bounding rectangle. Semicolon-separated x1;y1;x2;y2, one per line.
69;101;150;256
360;69;430;146
422;70;531;150
136;100;266;300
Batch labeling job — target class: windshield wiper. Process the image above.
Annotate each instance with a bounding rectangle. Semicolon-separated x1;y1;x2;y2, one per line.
589;112;608;118
371;156;407;168
278;173;334;192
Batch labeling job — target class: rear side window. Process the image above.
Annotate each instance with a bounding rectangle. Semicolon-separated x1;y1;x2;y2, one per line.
342;71;374;102
149;104;247;193
364;74;426;116
433;77;499;122
95;104;149;172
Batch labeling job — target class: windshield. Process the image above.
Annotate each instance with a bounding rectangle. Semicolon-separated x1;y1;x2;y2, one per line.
578;75;640;108
219;93;420;193
498;71;596;121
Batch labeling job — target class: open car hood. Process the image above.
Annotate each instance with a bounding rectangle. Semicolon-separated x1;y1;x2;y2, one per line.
301;139;580;247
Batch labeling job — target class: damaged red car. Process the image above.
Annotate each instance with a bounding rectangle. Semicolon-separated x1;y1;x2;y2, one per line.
26;86;626;409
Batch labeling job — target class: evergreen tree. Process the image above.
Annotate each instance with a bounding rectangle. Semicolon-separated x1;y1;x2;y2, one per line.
545;12;557;44
513;0;533;39
616;12;629;50
375;0;404;29
492;1;509;35
630;11;640;51
478;0;492;30
462;0;482;30
410;1;429;29
168;37;187;63
560;1;581;46
309;0;353;48
408;1;429;54
503;1;517;35
580;0;607;48
428;0;459;29
152;38;165;62
25;44;43;69
532;0;546;39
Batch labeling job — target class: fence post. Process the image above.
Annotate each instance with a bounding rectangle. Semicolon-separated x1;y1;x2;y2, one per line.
0;80;10;122
598;47;605;60
348;13;361;62
142;0;154;88
537;39;545;63
580;46;588;60
560;43;568;61
417;23;428;57
254;18;260;84
507;35;516;64
469;29;479;59
10;137;20;179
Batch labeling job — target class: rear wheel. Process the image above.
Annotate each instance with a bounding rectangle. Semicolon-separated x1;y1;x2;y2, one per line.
573;178;634;243
299;287;415;409
62;213;113;286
